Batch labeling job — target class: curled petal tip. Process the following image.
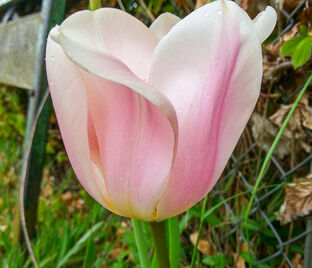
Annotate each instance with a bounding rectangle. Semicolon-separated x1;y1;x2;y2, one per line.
253;5;277;43
50;25;62;44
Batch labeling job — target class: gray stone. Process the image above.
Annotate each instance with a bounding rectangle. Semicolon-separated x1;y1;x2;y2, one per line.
0;13;40;89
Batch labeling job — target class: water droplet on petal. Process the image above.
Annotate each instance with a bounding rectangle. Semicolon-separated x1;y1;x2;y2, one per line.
50;81;54;86
204;12;209;17
217;10;221;15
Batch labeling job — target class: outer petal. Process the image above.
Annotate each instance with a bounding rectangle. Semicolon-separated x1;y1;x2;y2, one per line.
59;8;159;80
149;0;276;220
150;13;181;39
253;6;277;43
47;14;179;220
46;38;121;214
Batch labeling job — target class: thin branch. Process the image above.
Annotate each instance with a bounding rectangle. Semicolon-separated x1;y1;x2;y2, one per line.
117;0;126;12
138;0;155;21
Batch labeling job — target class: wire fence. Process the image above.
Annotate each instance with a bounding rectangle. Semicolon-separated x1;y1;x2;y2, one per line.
212;2;312;267
215;142;312;267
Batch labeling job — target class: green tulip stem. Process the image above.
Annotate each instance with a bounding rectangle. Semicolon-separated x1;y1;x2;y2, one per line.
150;221;171;268
131;219;150;268
89;0;102;10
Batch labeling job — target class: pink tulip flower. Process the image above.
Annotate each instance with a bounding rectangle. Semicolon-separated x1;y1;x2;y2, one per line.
46;0;276;221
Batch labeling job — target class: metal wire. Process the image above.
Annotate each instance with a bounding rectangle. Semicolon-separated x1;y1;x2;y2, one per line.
212;2;312;266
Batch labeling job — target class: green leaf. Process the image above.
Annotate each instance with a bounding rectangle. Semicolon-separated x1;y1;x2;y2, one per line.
203;254;231;268
204;214;222;227
240;252;255;263
299;25;308;36
202;255;217;266
292;36;312;68
153;0;166;15
257;264;271;268
245;219;260;231
280;36;304;56
179;211;191;233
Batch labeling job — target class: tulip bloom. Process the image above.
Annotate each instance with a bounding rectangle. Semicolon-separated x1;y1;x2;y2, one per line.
46;0;276;221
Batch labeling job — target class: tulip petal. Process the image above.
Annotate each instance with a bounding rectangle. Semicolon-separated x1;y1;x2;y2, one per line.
149;0;276;220
253;6;277;43
150;13;181;39
47;16;179;220
46;37;122;215
84;73;175;220
58;8;159;79
49;26;178;138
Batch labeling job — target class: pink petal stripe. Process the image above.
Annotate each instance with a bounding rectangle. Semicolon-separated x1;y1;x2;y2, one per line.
149;0;264;220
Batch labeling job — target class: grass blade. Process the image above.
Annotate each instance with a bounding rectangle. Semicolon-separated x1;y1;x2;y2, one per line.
56;222;102;268
244;74;312;266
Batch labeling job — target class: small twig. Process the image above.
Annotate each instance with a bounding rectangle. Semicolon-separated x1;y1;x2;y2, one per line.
20;90;50;268
117;0;126;12
138;0;155;21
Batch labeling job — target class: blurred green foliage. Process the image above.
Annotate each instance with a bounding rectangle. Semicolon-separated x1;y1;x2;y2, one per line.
281;25;312;69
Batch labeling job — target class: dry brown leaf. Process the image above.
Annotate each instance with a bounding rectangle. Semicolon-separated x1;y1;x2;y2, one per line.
232;253;246;268
116;221;128;237
300;6;312;25
74;199;85;210
283;0;304;13
239;0;255;17
232;243;248;268
61;191;72;201
109;247;122;259
270;94;312;133
190;232;213;256
269;94;312;153
277;174;312;224
292;253;303;268
282;23;299;42
43;184;52;198
251;112;290;159
241;243;248;253
284;253;303;268
195;0;208;9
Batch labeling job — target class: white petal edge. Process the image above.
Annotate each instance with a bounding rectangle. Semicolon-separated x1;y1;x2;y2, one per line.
253;6;277;43
150;13;181;39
